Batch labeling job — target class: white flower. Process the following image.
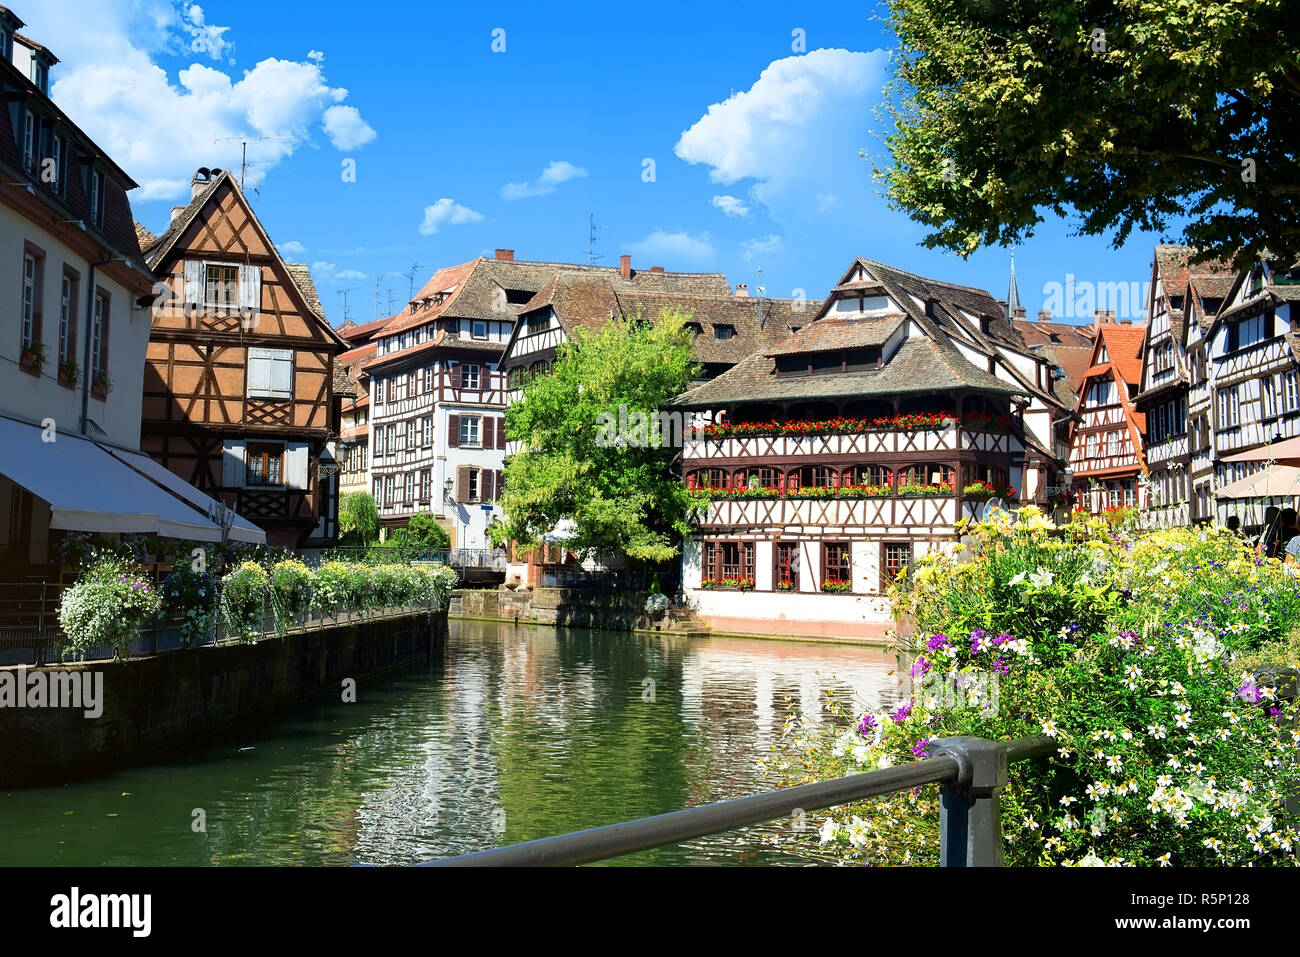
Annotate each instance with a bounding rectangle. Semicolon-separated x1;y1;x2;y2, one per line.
1041;720;1058;738
1009;571;1027;586
1028;567;1055;588
818;818;840;844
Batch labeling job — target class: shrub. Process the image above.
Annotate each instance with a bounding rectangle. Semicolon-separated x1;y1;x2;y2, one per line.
269;559;312;634
765;509;1300;867
159;562;219;646
220;561;269;643
58;556;162;660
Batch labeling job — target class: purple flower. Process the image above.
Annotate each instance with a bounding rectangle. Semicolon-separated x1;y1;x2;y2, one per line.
1235;681;1263;704
892;702;913;723
926;634;950;652
909;656;931;678
993;657;1010;675
911;738;931;757
993;632;1011;646
855;714;878;738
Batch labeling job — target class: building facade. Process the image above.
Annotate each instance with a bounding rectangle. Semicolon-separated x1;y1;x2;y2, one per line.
673;257;1069;638
1067;320;1148;511
139;168;348;550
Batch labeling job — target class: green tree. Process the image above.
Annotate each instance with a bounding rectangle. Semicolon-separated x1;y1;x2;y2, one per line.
491;309;702;562
405;512;451;551
338;491;380;546
877;0;1300;267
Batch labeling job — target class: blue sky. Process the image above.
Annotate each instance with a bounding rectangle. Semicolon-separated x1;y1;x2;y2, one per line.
29;0;1176;325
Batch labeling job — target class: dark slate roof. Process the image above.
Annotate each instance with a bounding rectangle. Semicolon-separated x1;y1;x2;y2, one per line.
765;316;903;356
672;336;1022;409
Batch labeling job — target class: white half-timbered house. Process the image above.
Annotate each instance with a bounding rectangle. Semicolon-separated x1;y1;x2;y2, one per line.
671;257;1070;639
1067;321;1148;511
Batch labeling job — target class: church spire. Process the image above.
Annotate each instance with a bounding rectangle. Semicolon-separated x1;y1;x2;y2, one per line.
1005;251;1021;321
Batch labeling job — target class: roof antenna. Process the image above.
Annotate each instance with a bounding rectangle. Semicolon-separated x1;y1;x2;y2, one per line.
587;212;606;265
403;261;421;300
754;266;769;330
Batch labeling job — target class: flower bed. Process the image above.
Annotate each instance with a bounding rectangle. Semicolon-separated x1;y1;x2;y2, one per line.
820;579;853;593
700;577;755;590
962;480;1018;501
764;511;1300;867
159;563;219;646
698;410;1013;440
57;556;162;660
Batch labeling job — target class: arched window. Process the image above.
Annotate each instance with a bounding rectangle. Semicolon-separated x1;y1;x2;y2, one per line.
961;464;1006;487
734;466;779;489
787;465;814;489
899;463;953;487
811;466;838;488
691;467;729;489
843;464;892;487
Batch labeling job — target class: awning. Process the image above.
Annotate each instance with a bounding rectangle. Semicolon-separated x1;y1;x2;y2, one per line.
0;415;265;543
1214;465;1300;500
1221;435;1300;467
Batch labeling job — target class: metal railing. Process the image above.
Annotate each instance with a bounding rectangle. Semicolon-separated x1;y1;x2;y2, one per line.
319;546;506;570
424;734;1055;867
0;580;68;666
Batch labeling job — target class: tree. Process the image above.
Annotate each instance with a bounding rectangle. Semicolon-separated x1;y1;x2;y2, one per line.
338;491;380;546
491;309;702;563
405;512;451;550
876;0;1300;268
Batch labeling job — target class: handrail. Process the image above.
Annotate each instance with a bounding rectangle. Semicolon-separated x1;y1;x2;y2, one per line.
424;734;1055;867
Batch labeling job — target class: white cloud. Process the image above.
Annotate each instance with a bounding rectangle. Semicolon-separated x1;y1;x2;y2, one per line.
279;240;307;257
675;48;886;221
21;1;375;201
501;160;588;200
310;262;367;282
307;50;325;63
322;105;377;150
741;234;785;261
418;199;485;236
626;230;716;268
711;194;749;218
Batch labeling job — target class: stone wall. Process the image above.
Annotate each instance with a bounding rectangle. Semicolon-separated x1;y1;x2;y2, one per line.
0;610;447;786
451;588;659;631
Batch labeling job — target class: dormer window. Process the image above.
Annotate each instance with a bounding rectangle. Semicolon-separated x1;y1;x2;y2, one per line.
88;168;104;228
1;29;13;62
30;58;47;94
685;322;703;337
714;324;736;340
22;110;35;172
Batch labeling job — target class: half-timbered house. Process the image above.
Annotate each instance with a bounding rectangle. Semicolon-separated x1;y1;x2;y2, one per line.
139;168;349;550
1067;320;1148;511
671;257;1070;639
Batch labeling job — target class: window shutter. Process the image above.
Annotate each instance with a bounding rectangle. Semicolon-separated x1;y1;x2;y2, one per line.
493;469;503;499
456;466;469;503
450;363;462;389
448;414;460;447
497;416;507;449
239;264;261;317
184;261;203;307
285;443;310;489
481;469;495;502
482;416;495;450
271;352;293;396
247;348;272;394
222;440;246;488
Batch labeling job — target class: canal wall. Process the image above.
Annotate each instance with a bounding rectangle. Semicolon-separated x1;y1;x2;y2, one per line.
450;587;664;631
0;610;447;786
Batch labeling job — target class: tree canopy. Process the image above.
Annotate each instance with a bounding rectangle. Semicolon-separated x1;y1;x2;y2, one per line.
338;491;380;546
490;309;702;563
878;0;1300;268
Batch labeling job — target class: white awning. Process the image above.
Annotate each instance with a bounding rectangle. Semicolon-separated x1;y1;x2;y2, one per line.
0;415;265;543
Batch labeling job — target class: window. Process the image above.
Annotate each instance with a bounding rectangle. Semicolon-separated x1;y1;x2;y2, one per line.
1107;431;1120;456
823;542;851;588
374;427;385;456
775;542;799;590
20;252;41;350
407;370;417;397
374;478;382;503
843;464;892;487
735;466;780;489
89;169;103;228
1085;433;1098;459
91;291;108;381
386;424;396;455
463;364;481;390
407;419;417;449
692;467;729;489
882;542;912;586
422;416;433;447
459;415;481;447
387;377;398;403
424;365;434;393
468;468;480;502
22;110;35;172
1284;372;1300;414
247;348;293;398
405;473;414;504
246;443;284;485
384;475;395;506
374;378;384;407
58;270;77;366
811;466;838;489
421;470;431;503
471;320;488;340
48;134;64;194
703;541;754;582
714;324;736;340
899;463;952;487
1263;376;1278;419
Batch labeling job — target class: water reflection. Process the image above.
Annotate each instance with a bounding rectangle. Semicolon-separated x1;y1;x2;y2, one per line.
0;621;898;866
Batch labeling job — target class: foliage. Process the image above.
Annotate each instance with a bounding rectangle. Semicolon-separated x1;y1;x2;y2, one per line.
159;562;219;646
700;576;755;590
820;578;854;593
20;341;46;376
269;559;312;635
57;555;162;660
876;0;1300;268
403;512;451;551
220;561;270;643
962;480;1017;502
766;510;1300;866
338;491;381;546
645;592;670;616
492;308;702;562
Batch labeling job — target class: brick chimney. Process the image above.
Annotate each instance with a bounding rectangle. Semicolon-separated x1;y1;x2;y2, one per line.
170;205;186;223
191;167;216;199
1094;309;1114;325
735;283;749;298
619;254;632;281
1037;309;1052;323
1013;305;1027;320
650;266;664;273
495;248;514;261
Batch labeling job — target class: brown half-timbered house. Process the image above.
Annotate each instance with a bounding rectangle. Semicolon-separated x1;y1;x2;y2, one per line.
1067;320;1148;511
139;168;349;550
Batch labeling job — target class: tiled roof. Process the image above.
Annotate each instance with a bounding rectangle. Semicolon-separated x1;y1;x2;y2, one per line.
340;342;377;365
134;221;156;250
1095;324;1147;386
338;314;392;343
360;329;502;373
672;336;1022;409
142;172;224;265
284;263;326;323
1013;317;1095;350
332;363;357;397
764;316;904;356
1040;344;1094;395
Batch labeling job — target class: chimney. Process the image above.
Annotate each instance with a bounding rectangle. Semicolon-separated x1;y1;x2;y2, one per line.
191;167;215;200
1094;309;1113;325
650;266;664;273
735;283;749;298
620;254;632;281
1013;305;1027;320
170;205;186;223
495;248;514;261
1037;309;1052;323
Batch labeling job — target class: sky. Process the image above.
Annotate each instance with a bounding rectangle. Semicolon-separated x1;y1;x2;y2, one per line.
25;0;1181;326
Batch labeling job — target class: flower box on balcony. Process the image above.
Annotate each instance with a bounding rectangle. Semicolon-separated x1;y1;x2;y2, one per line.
700;577;755;591
91;372;112;401
820;579;853;593
697;411;1011;441
19;343;44;377
57;359;80;389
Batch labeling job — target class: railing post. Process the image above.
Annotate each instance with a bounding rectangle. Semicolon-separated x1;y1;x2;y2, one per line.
931;736;1007;867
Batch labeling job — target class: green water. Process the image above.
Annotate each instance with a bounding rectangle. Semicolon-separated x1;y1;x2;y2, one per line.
0;620;899;866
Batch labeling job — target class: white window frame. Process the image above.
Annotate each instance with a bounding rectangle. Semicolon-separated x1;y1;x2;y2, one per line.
91;293;106;378
463;363;481;390
459;415;481;447
58;273;74;364
22;110;35;172
246;347;294;399
422;416;433;447
21;253;37;349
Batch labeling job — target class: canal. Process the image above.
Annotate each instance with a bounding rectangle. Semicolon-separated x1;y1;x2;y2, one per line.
0;620;900;866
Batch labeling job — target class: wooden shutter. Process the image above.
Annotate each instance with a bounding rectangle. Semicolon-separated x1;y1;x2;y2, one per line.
493;469;503;499
270;351;293;397
497;417;507;449
239;264;261;317
450;363;462;389
184;261;203;307
456;465;469;503
481;469;495;502
285;443;309;489
482;416;495;450
247;347;272;394
447;414;460;447
222;440;246;488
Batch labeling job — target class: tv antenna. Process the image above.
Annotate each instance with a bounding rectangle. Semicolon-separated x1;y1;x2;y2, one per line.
402;261;421;300
213;136;290;193
387;287;398;314
587;212;605;265
753;266;769;328
373;274;383;320
336;287;357;322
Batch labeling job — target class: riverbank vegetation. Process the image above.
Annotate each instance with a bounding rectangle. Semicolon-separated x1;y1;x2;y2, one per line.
765;508;1300;866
